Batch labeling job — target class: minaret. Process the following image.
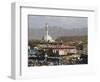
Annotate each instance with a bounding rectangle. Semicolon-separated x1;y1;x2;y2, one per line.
45;23;49;41
43;23;55;42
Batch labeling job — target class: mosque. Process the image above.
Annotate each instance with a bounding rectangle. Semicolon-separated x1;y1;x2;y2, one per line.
40;23;77;55
42;23;55;42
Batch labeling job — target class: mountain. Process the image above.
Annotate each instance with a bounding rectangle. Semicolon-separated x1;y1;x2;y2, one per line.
56;35;87;42
28;26;87;40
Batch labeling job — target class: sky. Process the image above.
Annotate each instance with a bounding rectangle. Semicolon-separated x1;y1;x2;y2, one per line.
28;15;88;29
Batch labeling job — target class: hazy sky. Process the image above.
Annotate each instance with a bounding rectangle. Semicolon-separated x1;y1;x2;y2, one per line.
28;15;88;29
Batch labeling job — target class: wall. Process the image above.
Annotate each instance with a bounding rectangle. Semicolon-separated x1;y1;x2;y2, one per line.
0;0;100;81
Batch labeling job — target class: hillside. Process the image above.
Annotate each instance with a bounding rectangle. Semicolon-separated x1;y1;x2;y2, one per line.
28;26;87;40
55;35;87;42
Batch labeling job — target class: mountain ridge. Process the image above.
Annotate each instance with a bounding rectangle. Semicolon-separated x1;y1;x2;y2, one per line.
28;26;87;40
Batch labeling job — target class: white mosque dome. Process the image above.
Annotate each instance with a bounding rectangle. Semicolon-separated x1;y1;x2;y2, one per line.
43;35;55;42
